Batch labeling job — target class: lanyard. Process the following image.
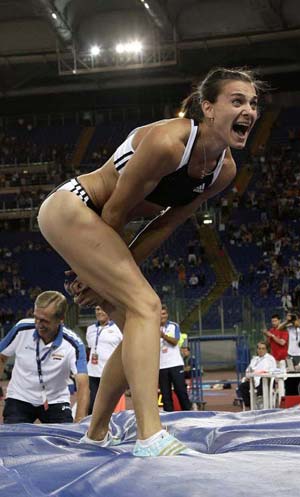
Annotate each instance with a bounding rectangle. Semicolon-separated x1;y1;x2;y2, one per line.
94;322;109;350
36;336;55;409
94;325;102;350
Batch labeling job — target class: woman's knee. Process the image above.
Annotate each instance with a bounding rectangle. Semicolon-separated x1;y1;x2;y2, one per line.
127;289;161;319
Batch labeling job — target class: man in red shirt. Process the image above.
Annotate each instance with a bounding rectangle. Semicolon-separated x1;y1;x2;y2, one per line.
263;314;288;362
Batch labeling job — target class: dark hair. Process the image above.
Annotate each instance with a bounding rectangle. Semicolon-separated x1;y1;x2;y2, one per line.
289;312;299;322
271;314;280;320
181;66;266;121
257;341;268;348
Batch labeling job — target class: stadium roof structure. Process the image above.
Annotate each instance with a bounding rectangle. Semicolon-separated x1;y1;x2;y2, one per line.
0;0;300;97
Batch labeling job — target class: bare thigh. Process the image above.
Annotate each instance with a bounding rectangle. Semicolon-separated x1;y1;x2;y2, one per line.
38;191;157;309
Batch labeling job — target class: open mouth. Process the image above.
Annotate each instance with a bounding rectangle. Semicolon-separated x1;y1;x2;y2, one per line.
232;122;250;137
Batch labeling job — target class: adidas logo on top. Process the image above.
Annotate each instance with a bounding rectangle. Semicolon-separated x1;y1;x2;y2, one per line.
193;184;205;193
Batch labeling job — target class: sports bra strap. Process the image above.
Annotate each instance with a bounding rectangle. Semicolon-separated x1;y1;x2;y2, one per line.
176;119;198;170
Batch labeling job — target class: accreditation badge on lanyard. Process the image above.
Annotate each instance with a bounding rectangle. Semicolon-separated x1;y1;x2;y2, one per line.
91;324;103;364
36;337;54;411
161;326;168;354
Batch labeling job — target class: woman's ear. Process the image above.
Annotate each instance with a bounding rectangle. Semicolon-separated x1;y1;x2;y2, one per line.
201;100;214;120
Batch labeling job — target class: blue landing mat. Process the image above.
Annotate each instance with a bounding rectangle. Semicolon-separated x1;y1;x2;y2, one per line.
1;407;300;497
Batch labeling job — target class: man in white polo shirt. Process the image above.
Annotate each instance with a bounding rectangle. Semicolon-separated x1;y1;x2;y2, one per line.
159;304;191;411
86;306;123;414
0;290;89;423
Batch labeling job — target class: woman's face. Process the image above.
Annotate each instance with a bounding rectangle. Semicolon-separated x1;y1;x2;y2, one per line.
203;79;259;149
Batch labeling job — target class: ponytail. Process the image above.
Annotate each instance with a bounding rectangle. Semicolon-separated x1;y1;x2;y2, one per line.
180;90;204;121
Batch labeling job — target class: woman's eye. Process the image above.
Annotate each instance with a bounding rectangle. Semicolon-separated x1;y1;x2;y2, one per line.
232;99;242;106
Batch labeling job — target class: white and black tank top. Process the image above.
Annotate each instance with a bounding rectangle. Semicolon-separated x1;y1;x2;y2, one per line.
113;119;226;208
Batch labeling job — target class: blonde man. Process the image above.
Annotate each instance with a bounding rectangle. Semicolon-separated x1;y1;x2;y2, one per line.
0;291;89;424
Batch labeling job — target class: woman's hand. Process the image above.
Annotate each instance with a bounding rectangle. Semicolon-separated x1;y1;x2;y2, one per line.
75;287;116;314
74;287;102;307
64;270;88;297
64;269;115;313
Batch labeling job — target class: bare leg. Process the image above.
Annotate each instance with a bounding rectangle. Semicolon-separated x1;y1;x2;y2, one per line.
79;303;132;439
88;342;128;440
88;300;162;439
80;296;162;440
121;307;161;438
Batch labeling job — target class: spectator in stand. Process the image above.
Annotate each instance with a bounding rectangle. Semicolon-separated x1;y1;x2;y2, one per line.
259;279;269;298
162;254;171;271
294;284;300;308
262;314;288;362
189;273;199;288
86;306;123;414
231;275;239;295
159;305;191;411
177;260;187;286
247;264;255;285
281;291;293;312
0;291;89;423
150;255;161;271
187;239;198;266
281;267;290;294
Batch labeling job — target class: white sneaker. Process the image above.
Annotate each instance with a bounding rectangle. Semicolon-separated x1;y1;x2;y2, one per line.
79;431;121;447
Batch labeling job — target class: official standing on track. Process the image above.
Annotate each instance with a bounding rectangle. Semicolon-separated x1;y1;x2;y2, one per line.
159;305;191;411
86;305;122;414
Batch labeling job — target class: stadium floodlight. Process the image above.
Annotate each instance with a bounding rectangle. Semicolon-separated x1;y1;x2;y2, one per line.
90;45;101;56
130;41;143;53
144;2;150;9
115;41;143;54
115;43;124;54
51;12;57;19
202;213;213;225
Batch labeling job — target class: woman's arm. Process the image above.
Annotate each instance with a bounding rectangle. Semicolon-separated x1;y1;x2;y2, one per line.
129;154;236;265
101;124;183;234
67;150;235;306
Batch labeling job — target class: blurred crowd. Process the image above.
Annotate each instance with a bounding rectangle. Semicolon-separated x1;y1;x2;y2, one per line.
1;119;300;330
